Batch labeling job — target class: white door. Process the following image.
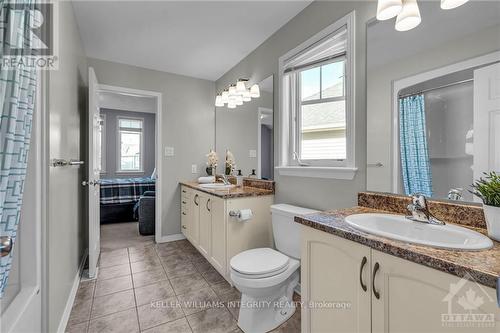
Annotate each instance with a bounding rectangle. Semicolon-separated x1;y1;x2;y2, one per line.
0;76;42;333
474;63;500;185
87;67;101;278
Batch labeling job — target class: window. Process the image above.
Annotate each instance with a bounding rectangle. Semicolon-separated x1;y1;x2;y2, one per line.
278;12;356;179
118;117;143;172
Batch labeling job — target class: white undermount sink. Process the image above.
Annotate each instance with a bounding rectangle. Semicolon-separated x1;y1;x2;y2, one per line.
344;213;493;251
198;183;235;190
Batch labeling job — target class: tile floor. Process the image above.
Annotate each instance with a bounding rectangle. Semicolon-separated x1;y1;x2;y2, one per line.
66;239;301;333
100;222;154;252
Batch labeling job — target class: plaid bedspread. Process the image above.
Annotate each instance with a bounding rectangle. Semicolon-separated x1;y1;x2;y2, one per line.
100;177;155;205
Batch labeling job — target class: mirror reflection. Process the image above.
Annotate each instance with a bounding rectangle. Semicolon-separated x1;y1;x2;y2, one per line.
367;1;500;202
216;75;274;180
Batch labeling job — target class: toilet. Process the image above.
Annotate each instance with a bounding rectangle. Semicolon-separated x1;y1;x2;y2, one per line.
230;204;318;333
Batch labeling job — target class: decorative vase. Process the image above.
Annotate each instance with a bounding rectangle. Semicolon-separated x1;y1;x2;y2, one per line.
206;167;214;176
483;204;500;241
225;165;232;176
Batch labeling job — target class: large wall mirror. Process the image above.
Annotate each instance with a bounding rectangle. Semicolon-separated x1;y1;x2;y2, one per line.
216;75;274;180
366;1;500;202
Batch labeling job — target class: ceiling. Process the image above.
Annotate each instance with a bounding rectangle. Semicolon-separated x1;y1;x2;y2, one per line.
72;1;311;81
367;1;500;70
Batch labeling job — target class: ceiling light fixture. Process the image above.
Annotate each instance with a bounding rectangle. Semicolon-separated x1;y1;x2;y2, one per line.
215;95;224;107
395;0;421;31
215;79;260;109
250;84;260;98
376;0;403;20
221;90;229;104
236;79;248;94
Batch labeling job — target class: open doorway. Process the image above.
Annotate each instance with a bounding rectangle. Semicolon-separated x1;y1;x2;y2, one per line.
91;82;163;256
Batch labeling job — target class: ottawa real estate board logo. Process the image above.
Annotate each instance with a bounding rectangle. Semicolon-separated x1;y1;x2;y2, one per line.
0;1;58;70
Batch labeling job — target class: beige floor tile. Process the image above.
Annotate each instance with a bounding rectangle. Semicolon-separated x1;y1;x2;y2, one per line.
177;287;220;315
134;280;175;306
88;308;139;333
191;258;213;274
141;317;192;333
95;275;133;297
68;298;92;326
137;296;185;330
170;273;209;296
65;321;88;333
100;248;128;259
91;289;136;318
166;262;198;279
74;280;95;304
161;258;193;273
132;268;167;288
155;242;178;252
98;263;131;281
211;281;239;298
186;307;237;333
130;257;162;274
129;251;159;264
201;269;225;285
219;290;241;320
100;254;129;268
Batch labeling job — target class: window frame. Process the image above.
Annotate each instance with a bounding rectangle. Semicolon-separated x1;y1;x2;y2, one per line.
99;113;106;174
116;116;144;173
277;11;357;179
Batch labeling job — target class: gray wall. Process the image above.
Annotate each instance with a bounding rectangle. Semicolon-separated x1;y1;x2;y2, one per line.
215;1;375;211
100;109;156;179
87;58;215;237
215;91;273;176
46;2;88;331
366;24;500;193
261;124;273;180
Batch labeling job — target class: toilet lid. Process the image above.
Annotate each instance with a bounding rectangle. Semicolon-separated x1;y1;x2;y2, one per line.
230;248;290;276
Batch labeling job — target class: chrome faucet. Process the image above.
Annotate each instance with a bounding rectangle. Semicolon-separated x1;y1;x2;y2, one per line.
216;174;231;185
406;194;445;225
447;188;463;201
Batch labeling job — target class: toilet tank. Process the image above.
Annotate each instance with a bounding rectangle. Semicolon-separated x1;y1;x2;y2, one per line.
271;204;319;260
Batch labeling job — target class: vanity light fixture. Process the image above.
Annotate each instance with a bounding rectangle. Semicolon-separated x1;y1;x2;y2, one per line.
440;0;469;9
214;78;260;108
395;0;421;31
377;0;468;31
376;0;403;20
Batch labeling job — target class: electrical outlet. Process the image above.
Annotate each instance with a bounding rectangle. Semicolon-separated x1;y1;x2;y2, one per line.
191;164;197;174
249;149;257;158
164;146;174;157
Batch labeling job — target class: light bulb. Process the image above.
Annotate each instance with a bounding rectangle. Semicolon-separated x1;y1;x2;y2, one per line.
228;85;237;97
221;91;229;104
242;90;251;102
250;84;260;98
215;95;224;107
395;0;421;32
440;0;469;9
376;0;403;20
236;80;247;94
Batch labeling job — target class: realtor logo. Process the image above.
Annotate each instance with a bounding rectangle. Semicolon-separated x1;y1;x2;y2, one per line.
0;1;58;69
441;273;496;328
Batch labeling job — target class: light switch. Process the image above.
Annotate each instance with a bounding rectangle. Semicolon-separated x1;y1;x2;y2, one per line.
191;164;198;174
249;149;257;158
164;146;174;157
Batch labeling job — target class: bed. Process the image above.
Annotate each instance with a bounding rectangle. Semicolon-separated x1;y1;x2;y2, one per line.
100;177;156;223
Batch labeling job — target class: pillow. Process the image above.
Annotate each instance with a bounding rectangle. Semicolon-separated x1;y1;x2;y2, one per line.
151;167;157;180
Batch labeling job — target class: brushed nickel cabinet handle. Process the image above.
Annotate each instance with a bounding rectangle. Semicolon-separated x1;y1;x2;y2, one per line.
182;225;187;229
373;262;380;299
360;256;368;292
206;198;211;212
194;194;199;206
182;201;187;204
182;212;186;216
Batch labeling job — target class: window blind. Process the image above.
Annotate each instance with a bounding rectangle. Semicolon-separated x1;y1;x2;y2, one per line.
283;26;347;74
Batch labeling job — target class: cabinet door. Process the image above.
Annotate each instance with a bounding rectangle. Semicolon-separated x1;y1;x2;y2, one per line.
190;191;200;246
301;226;371;333
198;193;211;257
372;250;500;333
209;196;226;274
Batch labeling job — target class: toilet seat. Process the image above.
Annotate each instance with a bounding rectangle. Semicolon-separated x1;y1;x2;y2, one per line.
230;248;290;278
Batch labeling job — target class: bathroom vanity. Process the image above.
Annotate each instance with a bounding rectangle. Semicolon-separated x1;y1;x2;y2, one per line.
180;181;274;281
298;192;500;333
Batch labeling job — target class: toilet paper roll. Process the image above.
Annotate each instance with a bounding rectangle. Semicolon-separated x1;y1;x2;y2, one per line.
237;209;253;222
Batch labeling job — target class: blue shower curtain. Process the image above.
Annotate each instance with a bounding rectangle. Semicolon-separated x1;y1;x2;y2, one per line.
399;95;433;197
0;0;39;296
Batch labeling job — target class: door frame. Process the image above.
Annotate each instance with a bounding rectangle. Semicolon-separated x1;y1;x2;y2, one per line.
257;107;273;179
96;84;163;242
391;51;500;194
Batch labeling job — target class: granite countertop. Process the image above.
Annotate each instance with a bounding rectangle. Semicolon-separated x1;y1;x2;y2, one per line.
295;206;500;289
180;181;274;199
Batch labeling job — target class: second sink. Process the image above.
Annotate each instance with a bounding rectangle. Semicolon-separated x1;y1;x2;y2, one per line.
344;213;493;251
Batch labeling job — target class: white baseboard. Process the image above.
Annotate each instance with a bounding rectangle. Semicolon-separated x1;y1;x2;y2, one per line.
57;250;88;333
156;233;186;243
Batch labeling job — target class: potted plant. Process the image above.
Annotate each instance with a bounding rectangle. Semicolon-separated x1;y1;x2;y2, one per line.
225;150;236;176
206;149;218;176
471;172;500;241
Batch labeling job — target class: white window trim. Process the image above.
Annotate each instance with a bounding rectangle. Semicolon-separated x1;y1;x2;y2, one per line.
277;11;357;180
116;116;144;173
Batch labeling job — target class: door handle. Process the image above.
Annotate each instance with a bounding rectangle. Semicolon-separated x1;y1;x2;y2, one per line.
1;236;13;257
182;225;187;229
206;198;211;212
359;256;367;292
372;262;380;299
82;180;99;186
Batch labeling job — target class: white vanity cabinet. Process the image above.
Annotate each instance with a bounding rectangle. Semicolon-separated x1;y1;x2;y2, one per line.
180;185;274;281
301;225;500;333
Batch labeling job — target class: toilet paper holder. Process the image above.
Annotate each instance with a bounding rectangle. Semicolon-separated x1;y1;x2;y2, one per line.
229;210;242;218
